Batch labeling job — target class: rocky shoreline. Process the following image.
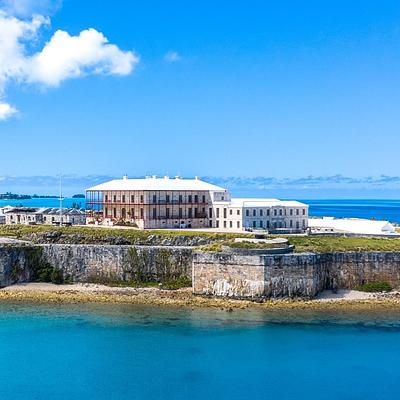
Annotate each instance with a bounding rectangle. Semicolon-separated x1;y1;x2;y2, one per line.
1;283;400;311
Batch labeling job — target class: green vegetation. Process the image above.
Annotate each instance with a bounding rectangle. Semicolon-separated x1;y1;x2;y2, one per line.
289;236;400;253
0;224;248;243
24;247;65;284
356;281;392;292
1;225;400;253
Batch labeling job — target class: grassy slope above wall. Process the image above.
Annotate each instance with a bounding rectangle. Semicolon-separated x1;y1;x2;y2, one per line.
0;225;400;252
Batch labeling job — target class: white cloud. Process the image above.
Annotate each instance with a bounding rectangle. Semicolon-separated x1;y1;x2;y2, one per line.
29;28;138;86
0;8;139;120
0;101;17;120
164;50;181;63
0;0;62;17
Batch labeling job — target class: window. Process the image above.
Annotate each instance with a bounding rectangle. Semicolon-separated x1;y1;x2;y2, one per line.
221;196;224;200
122;195;126;203
179;195;183;203
166;208;170;218
296;209;299;216
290;220;293;228
253;221;256;228
229;221;233;228
230;209;233;215
194;195;198;203
223;208;227;218
267;221;270;228
296;221;300;229
131;208;135;218
179;208;183;218
209;208;212;218
113;208;117;218
140;208;144;218
260;221;263;228
202;195;206;203
290;209;293;216
303;209;306;215
188;195;192;203
140;195;144;203
153;195;157;203
223;221;227;228
260;210;263;216
237;221;240;228
267;209;270;216
237;210;240;215
105;195;108;202
274;209;277;216
188;208;192;218
153;208;157;218
302;219;306;227
131;195;134;203
216;208;220;218
253;209;256;217
195;208;198;217
246;210;249;217
216;220;219;228
113;195;117;203
105;207;108;216
166;195;170;203
279;209;282;216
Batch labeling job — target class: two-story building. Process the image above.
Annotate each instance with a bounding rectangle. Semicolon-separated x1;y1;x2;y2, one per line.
86;175;309;232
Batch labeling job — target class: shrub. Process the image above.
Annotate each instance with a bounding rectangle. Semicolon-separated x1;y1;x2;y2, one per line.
356;281;392;292
161;276;192;290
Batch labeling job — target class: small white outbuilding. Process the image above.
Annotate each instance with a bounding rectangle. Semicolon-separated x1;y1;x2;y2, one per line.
308;217;398;236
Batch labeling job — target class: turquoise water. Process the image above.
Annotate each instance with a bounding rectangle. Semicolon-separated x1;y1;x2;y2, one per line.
1;198;400;222
1;303;400;399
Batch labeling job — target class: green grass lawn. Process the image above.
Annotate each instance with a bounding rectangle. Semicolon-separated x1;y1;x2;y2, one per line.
0;224;400;253
0;224;249;242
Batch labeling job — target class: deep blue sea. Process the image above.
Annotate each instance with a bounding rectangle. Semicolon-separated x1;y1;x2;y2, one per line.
0;303;400;400
1;198;400;222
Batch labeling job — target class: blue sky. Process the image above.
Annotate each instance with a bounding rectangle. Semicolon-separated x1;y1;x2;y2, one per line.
1;0;400;194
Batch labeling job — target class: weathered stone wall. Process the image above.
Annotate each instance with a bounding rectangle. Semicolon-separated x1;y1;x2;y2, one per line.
0;244;193;286
192;253;265;297
2;243;400;299
193;251;400;298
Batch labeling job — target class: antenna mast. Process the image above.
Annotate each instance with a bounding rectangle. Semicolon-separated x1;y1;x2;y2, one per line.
59;174;63;227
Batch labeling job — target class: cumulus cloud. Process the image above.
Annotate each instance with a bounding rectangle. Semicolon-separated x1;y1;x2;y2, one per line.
0;101;17;120
164;50;181;63
0;8;139;120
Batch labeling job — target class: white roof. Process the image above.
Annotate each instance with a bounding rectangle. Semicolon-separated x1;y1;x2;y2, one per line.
309;217;397;235
86;176;226;192
228;198;308;208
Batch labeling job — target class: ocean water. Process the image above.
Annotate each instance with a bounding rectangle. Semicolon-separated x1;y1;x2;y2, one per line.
1;198;400;222
0;303;400;400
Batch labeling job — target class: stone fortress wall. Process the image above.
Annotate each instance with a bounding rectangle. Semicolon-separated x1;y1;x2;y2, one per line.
1;243;400;298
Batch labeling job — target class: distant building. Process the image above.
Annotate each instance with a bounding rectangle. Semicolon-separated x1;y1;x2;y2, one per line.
308;217;398;236
0;206;13;224
42;208;86;225
4;207;85;226
86;175;308;232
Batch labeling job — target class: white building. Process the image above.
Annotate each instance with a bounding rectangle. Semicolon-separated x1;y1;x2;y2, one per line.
308;217;398;236
86;176;309;232
4;207;86;226
211;198;308;232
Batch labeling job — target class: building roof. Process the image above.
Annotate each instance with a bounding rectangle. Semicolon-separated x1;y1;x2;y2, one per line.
308;217;397;235
86;176;227;192
41;208;86;216
228;198;308;208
